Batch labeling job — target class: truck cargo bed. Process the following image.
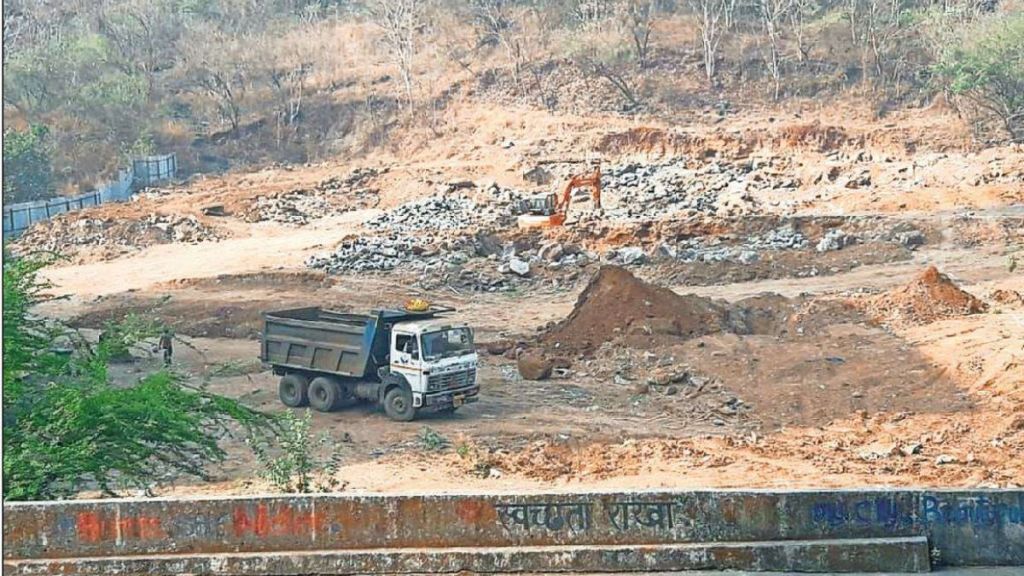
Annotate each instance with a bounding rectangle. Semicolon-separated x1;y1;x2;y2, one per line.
261;307;381;379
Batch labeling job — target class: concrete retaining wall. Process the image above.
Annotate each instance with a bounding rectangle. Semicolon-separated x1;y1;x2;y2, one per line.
4;489;1023;569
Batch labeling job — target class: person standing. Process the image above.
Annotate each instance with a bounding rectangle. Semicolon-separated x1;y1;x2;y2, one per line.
158;329;173;367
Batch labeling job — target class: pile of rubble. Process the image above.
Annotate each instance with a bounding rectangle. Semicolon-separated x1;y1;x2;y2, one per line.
306;235;422;273
648;226;810;266
242;167;382;225
600;219;923;268
243;191;337;226
365;188;522;235
306;232;594;293
594;158;792;223
14;213;222;261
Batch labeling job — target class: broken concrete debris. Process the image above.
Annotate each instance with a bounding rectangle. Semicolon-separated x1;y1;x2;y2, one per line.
13;213;222;261
816;229;857;252
244;168;382;225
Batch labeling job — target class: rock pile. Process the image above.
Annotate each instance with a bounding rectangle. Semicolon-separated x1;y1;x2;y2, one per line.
245;191;336;226
14;213;222;260
305;235;419;272
307;233;593;293
365;191;521;235
594;158;792;223
243;167;382;225
671;226;808;264
605;226;809;267
816;229;857;252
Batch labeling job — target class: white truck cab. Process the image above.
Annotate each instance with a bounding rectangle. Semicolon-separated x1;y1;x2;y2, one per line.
390;319;480;411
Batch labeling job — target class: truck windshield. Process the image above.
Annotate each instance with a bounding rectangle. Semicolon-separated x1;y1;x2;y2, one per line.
421;328;474;360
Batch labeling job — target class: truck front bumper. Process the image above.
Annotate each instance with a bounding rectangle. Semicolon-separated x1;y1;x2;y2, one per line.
417;386;480;411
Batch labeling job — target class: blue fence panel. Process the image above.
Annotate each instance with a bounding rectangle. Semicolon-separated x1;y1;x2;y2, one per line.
3;154;177;239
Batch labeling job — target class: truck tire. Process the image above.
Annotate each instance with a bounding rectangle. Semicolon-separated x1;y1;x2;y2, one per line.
279;374;309;407
383;387;416;422
309;377;341;412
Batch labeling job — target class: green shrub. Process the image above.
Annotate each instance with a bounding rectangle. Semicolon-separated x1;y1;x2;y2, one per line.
935;13;1024;142
249;410;343;493
2;256;269;500
419;426;450;451
2;125;53;204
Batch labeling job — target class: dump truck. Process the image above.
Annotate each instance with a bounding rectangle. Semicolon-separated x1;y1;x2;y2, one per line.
260;305;479;422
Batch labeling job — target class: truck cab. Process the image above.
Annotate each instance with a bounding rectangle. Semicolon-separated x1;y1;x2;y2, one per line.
389;319;480;413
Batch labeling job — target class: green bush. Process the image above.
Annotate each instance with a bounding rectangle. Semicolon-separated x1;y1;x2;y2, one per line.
935;13;1024;142
249;409;343;493
2;256;270;500
2;125;53;204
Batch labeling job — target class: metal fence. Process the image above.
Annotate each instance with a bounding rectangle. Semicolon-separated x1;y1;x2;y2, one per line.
132;154;177;188
3;154;177;239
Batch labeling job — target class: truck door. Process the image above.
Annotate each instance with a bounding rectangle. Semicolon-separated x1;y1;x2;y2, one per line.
391;331;423;389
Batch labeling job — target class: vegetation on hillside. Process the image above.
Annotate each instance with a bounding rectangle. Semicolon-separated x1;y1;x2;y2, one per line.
2;0;1021;201
2;254;270;500
935;11;1024;142
2;124;53;204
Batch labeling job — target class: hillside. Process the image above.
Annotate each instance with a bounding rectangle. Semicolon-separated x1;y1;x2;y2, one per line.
3;0;1022;201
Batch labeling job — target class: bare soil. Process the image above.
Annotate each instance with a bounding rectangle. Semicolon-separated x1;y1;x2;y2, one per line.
24;103;1022;498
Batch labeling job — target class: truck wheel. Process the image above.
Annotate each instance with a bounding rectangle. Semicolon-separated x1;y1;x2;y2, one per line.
383;387;416;422
309;377;341;412
279;374;309;407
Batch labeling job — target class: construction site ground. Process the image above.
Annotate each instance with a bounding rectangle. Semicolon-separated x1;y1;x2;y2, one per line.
18;102;1024;498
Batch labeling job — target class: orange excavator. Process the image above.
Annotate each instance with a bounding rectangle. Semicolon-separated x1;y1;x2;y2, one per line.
516;163;602;228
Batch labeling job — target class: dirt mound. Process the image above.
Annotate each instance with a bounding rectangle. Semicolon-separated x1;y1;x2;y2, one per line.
861;266;988;327
460;437;731;483
991;289;1024;307
154;271;333;291
543;266;731;353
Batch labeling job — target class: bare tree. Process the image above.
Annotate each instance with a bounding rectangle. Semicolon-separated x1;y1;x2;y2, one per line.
3;7;25;65
623;0;656;69
759;0;794;100
686;0;736;85
575;0;619;29
787;0;819;64
182;27;254;133
270;62;312;130
369;0;423;108
850;0;912;88
576;55;642;110
98;0;181;98
471;0;528;92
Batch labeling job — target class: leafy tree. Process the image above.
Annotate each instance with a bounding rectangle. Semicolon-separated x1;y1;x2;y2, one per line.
935;12;1024;142
2;125;53;204
2;256;271;500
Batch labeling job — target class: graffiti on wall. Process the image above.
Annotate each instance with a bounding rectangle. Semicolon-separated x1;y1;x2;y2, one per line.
810;495;1024;529
8;493;1024;553
492;500;677;533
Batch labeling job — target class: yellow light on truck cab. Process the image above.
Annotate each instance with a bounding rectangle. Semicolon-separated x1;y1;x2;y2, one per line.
405;298;430;312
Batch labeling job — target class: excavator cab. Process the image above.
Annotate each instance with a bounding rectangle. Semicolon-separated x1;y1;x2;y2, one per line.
520;193;558;216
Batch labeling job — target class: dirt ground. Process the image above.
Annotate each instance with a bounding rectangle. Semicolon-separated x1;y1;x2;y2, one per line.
19;102;1024;497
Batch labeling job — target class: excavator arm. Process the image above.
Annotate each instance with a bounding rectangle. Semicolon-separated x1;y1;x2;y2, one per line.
552;165;602;225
